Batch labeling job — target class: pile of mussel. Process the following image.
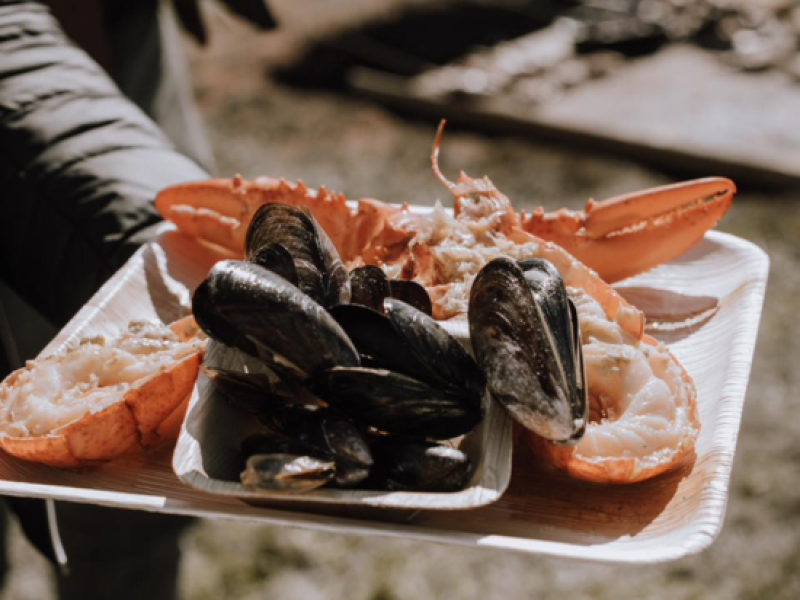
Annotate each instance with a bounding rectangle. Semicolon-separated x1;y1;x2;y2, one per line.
192;203;588;493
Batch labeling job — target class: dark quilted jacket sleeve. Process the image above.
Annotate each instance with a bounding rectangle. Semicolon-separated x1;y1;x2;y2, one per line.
0;1;209;327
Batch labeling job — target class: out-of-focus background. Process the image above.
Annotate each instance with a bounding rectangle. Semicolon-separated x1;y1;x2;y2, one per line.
3;0;800;598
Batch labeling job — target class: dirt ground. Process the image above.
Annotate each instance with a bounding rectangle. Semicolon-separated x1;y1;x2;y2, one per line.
2;1;800;598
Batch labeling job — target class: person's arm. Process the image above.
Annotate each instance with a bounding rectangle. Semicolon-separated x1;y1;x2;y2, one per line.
0;1;208;327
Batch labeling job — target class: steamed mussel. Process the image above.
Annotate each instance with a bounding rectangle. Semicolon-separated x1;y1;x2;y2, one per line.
321;298;484;439
243;412;374;488
469;257;587;445
368;438;473;493
193;260;359;380
192;203;486;494
246;203;350;308
193;201;587;494
348;265;433;316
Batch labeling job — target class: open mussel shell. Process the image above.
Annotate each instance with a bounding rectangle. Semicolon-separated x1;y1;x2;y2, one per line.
469;257;587;444
241;454;336;493
370;438;473;492
192;260;359;379
245;203;350;308
314;367;483;440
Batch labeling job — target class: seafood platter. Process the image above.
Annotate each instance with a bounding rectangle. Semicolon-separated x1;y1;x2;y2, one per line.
0;123;768;562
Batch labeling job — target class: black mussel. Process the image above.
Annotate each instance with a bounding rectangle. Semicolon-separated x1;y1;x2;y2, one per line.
349;265;391;312
389;280;433;316
383;298;483;404
192;280;251;354
192;261;359;379
348;267;434;317
204;366;327;412
332;462;371;488
327;304;429;381
241;454;336;493
370;439;473;492
241;433;309;458
330;304;427;378
245;203;350;308
306;417;373;487
469;257;587;444
518;258;586;426
314;367;483;440
203;340;326;413
321;417;374;468
249;243;299;287
279;413;374;468
329;299;484;407
251;412;373;488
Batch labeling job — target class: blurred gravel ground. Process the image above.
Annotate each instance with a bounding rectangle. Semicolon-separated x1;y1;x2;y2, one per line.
3;1;799;598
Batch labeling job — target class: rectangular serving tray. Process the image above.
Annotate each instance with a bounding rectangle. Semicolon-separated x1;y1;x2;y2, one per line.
0;219;769;564
173;338;512;510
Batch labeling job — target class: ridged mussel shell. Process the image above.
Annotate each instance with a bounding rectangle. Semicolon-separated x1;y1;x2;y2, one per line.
318;298;484;439
469;257;587;444
369;438;473;492
329;299;484;402
314;366;482;439
245;203;350;308
192;260;359;379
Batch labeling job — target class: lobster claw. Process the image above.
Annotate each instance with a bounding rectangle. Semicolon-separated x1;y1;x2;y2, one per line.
154;176;355;257
521;177;736;283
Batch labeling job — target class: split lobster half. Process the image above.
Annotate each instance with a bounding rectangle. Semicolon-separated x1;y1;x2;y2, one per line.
0;318;205;467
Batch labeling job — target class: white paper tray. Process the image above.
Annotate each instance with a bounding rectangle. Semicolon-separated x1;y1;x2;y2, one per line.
174;340;512;510
0;226;768;564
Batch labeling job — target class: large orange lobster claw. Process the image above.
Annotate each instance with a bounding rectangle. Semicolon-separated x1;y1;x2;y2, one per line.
520;177;736;283
154;176;355;258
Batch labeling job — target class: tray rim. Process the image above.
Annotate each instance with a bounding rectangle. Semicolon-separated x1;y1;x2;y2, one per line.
0;228;770;564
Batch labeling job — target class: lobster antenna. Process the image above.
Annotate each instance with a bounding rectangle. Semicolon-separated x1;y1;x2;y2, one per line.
431;119;456;191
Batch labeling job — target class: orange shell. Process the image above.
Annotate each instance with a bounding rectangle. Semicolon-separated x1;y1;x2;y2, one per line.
523;336;699;484
0;351;201;468
0;318;203;468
